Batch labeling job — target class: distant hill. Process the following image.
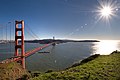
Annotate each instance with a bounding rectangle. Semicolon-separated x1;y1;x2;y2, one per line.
73;40;100;42
25;39;100;44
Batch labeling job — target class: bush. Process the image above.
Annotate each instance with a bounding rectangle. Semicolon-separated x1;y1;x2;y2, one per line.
69;54;100;68
45;69;53;73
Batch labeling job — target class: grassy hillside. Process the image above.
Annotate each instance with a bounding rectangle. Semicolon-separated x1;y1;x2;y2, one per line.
0;62;30;80
31;52;120;80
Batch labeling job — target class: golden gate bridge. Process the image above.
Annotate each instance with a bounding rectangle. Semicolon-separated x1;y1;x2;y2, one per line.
0;20;56;68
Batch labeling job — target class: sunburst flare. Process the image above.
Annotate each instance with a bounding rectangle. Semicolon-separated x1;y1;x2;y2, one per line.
96;0;119;21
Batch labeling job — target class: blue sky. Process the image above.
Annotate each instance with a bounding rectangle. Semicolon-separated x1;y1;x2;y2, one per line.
0;0;120;40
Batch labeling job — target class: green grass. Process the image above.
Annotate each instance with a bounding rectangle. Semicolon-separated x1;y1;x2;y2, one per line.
0;62;30;80
30;53;120;80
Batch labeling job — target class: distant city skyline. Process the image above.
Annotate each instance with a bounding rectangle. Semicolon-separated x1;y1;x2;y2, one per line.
0;0;120;40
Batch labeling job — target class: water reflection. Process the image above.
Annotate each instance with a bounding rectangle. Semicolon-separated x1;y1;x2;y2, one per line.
92;40;120;55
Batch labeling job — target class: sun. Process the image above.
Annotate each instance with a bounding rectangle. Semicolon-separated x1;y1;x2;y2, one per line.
100;6;112;17
99;5;114;20
96;0;119;21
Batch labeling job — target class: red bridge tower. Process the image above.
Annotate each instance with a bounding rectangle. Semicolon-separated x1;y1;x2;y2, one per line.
15;20;25;68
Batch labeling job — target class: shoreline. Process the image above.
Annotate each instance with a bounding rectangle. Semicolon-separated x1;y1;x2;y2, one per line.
30;51;120;80
0;51;120;79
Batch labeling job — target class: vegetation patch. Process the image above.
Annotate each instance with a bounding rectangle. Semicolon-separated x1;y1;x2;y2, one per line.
67;54;100;69
30;52;120;80
0;62;30;80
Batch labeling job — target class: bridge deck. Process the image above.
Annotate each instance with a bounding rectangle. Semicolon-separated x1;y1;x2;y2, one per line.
0;43;52;63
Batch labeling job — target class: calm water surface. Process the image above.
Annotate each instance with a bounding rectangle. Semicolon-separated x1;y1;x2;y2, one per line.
0;40;120;72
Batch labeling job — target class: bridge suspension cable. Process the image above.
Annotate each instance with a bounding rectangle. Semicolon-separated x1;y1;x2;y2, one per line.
24;22;58;69
0;25;3;41
25;23;40;40
8;22;12;54
24;23;41;53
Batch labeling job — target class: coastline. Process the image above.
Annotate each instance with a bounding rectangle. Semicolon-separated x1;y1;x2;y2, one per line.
0;51;119;79
30;51;120;80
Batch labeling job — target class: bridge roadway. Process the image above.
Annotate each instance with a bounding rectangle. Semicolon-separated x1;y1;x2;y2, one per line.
0;43;54;63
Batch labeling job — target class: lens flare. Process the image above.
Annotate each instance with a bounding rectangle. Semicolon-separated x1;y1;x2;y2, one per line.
100;6;112;17
96;0;119;21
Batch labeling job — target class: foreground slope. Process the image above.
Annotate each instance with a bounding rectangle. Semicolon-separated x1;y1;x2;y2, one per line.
0;62;30;80
31;53;120;80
